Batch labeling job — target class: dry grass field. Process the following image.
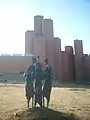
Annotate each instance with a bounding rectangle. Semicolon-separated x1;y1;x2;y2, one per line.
0;82;90;120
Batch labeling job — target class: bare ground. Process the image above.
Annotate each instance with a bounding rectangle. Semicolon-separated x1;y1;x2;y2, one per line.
0;83;90;120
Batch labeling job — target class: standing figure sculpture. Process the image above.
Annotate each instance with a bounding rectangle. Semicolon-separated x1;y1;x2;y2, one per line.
34;56;43;107
23;56;36;109
42;58;52;108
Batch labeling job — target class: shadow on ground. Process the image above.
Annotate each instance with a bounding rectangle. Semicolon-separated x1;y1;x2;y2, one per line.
69;88;88;91
52;80;90;89
6;107;79;120
0;78;90;90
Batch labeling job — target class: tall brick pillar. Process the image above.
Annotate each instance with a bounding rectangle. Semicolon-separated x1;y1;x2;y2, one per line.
25;31;34;54
74;39;84;82
65;46;74;82
42;19;54;71
54;38;62;79
34;15;43;35
34;15;46;68
61;51;70;82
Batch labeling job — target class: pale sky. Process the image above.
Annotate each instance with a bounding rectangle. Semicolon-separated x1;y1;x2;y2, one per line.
0;0;90;54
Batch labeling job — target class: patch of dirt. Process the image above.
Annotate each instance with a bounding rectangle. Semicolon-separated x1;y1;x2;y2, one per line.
7;107;79;120
0;119;3;120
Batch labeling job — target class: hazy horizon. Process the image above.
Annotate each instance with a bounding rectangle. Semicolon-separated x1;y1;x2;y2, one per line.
0;0;90;54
